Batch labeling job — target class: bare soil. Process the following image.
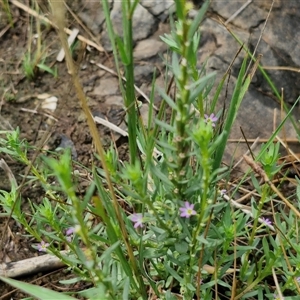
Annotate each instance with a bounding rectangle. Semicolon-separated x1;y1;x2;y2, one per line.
0;2;125;298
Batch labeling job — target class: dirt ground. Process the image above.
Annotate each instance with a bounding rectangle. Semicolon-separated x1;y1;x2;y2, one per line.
0;2;129;298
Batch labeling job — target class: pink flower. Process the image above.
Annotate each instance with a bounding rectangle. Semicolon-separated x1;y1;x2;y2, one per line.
65;227;75;242
37;240;49;252
261;217;272;226
179;202;197;218
130;213;144;228
204;113;218;127
66;227;75;236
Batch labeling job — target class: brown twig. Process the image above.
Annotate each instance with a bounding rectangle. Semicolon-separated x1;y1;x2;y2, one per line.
243;154;300;219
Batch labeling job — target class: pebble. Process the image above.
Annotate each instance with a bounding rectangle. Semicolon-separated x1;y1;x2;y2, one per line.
140;0;174;16
91;77;119;97
134;39;166;60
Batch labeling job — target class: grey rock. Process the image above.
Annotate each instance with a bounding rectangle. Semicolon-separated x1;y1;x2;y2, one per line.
56;135;77;160
102;2;158;51
91;77;119;97
78;2;107;35
140;0;174;16
104;95;124;107
134;64;155;86
210;1;267;30
197;1;300;168
199;18;249;71
134;39;167;60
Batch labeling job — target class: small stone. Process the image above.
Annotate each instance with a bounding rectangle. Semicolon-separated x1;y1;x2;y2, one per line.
107;2;157;42
104;95;124;107
134;64;154;85
140;0;174;16
91;77;119;97
134;39;166;60
78;2;107;35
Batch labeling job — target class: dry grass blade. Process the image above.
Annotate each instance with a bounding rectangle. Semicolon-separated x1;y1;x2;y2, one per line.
228;138;299;143
245;0;275;75
94;116;128;137
272;268;284;300
0;18;17;38
276;135;300;163
0;159;17;189
232;136;260;170
262;65;300;73
224;0;252;25
243;154;300;219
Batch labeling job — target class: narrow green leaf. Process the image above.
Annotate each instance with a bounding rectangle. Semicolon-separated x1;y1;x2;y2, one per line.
0;276;76;300
150;164;173;187
115;36;129;65
186;283;196;291
163;263;183;283
210;73;227;113
122;277;130;300
189;72;216;103
157;87;178;110
213;55;248;171
172;51;180;78
37;64;57;77
99;241;120;262
155;119;176;133
160;35;179;51
188;0;210;40
262;237;270;259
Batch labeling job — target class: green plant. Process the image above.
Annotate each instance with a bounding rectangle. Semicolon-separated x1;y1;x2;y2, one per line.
1;0;300;299
22;2;58;80
0;0;13;25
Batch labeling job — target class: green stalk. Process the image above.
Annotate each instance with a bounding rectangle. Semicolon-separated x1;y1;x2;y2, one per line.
213;57;249;171
122;0;137;164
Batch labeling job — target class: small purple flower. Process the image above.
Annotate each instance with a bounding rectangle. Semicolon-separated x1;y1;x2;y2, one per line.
179;201;197;218
261;217;272;226
130;213;144;228
37;240;49;252
296;276;300;283
65;227;75;242
204;113;218;127
66;227;75;236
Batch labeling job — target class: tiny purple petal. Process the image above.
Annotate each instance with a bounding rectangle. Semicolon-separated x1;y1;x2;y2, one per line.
204;113;218;127
130;213;144;228
261;217;272;226
66;227;75;236
37;240;50;252
179;201;197;218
